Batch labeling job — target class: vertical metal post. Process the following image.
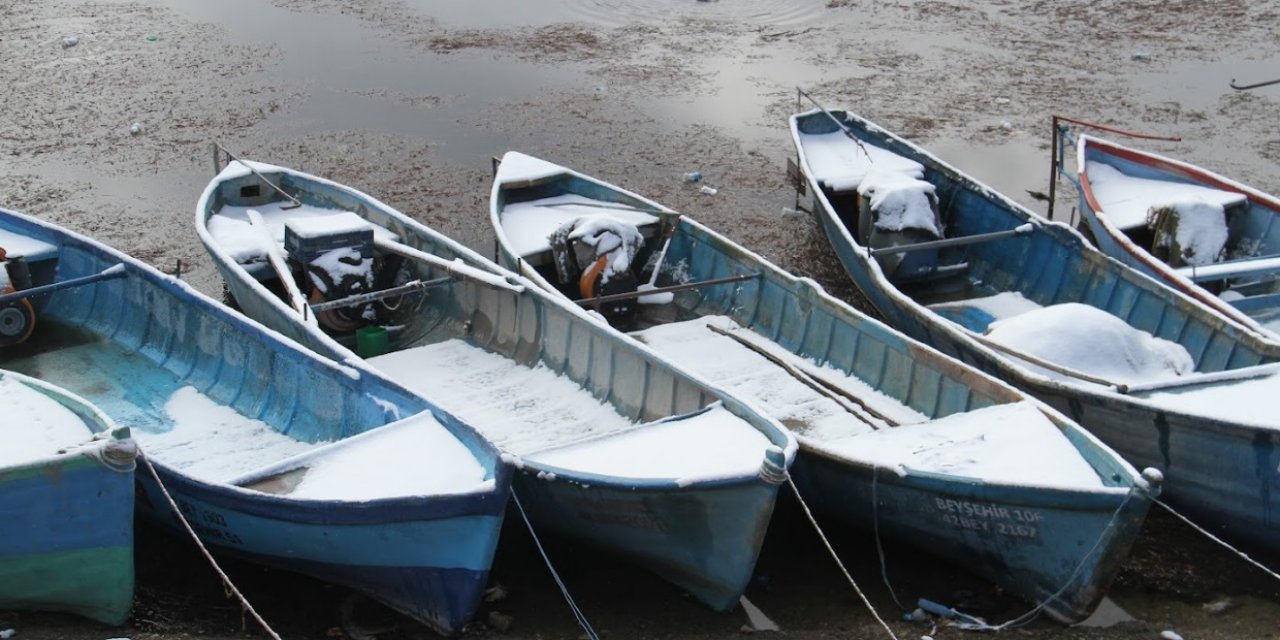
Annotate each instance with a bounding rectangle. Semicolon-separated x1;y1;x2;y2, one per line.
1047;115;1059;222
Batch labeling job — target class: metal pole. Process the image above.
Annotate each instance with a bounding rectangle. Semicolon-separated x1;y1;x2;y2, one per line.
576;273;756;307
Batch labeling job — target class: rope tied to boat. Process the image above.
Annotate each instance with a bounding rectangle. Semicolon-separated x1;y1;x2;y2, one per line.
785;476;903;640
511;489;601;640
1151;496;1280;584
138;452;284;640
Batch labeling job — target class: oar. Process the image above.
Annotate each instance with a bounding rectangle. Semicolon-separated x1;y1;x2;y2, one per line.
213;142;302;209
0;264;128;305
372;237;525;294
705;323;895;428
796;87;874;160
576;273;756;307
645;214;682;288
245;209;315;325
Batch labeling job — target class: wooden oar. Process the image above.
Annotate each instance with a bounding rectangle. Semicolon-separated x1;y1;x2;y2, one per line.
245;209;315;325
372;237;525;294
645;214;682;287
706;323;894;428
0;264;128;305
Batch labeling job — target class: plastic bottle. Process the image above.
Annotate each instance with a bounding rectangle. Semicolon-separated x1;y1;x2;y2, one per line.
683;171;702;183
699;185;717;195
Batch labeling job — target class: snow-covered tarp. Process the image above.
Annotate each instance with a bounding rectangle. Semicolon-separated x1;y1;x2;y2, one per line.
858;167;942;237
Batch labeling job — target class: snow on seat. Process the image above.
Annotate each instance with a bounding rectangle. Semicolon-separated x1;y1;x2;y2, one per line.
802;130;924;193
0;228;58;262
859;167;942;237
1085;161;1247;231
208;204;399;268
500;194;659;259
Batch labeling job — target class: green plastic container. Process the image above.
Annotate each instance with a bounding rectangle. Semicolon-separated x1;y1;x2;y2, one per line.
355;325;389;358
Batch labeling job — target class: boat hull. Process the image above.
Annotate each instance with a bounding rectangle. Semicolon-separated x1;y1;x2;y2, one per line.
195;162;796;612
791;109;1280;559
0;445;135;625
0;207;511;636
489;151;1156;623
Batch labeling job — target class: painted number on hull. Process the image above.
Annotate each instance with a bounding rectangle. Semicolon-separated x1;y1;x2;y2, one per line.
934;498;1041;543
175;499;244;546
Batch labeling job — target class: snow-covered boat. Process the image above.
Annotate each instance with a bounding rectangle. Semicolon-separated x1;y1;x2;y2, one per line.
488;151;1158;623
195;158;797;612
0;369;136;625
0;207;511;635
789;107;1280;563
1063;129;1280;340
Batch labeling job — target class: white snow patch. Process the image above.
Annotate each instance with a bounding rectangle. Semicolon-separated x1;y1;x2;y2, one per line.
985;303;1193;385
858;167;941;237
209;203;397;266
1085;160;1246;230
562;216;645;277
817;400;1103;489
1150;199;1229;267
368;338;771;479
1;375;97;466
496;151;571;185
500;194;659;258
526;404;771;483
800;130;924;192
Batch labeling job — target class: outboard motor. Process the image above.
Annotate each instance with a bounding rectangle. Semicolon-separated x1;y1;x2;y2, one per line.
0;248;36;347
856;167;944;281
284;215;376;335
549;216;644;326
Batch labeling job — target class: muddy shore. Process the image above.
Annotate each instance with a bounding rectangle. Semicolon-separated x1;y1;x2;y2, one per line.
3;0;1280;638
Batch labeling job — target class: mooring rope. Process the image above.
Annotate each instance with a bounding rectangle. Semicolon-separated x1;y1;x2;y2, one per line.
870;469;907;611
1152;496;1280;583
511;490;601;640
786;477;902;640
138;453;283;640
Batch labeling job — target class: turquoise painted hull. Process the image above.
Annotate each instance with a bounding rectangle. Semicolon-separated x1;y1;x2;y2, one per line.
488;152;1155;623
195;161;796;611
0;372;135;625
0;208;511;636
791;108;1280;560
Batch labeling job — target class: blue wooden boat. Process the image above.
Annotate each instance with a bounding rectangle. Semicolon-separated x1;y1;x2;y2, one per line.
790;107;1280;561
0;369;136;625
194;158;797;612
1063;129;1280;339
0;207;511;635
488;151;1158;623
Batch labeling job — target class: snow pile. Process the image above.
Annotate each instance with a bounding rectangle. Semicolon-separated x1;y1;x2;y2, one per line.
209;204;398;266
500;194;659;258
986;303;1193;384
801;130;924;192
1085;160;1245;230
1;375;95;466
553;216;645;278
1148;199;1228;267
858;167;941;237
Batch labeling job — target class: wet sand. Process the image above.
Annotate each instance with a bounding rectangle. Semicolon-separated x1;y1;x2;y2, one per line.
3;0;1280;638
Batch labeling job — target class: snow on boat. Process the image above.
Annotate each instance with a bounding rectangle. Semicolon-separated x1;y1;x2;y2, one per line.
195;159;796;612
790;107;1280;564
0;207;510;636
488;151;1157;623
0;369;136;625
1065;130;1280;339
